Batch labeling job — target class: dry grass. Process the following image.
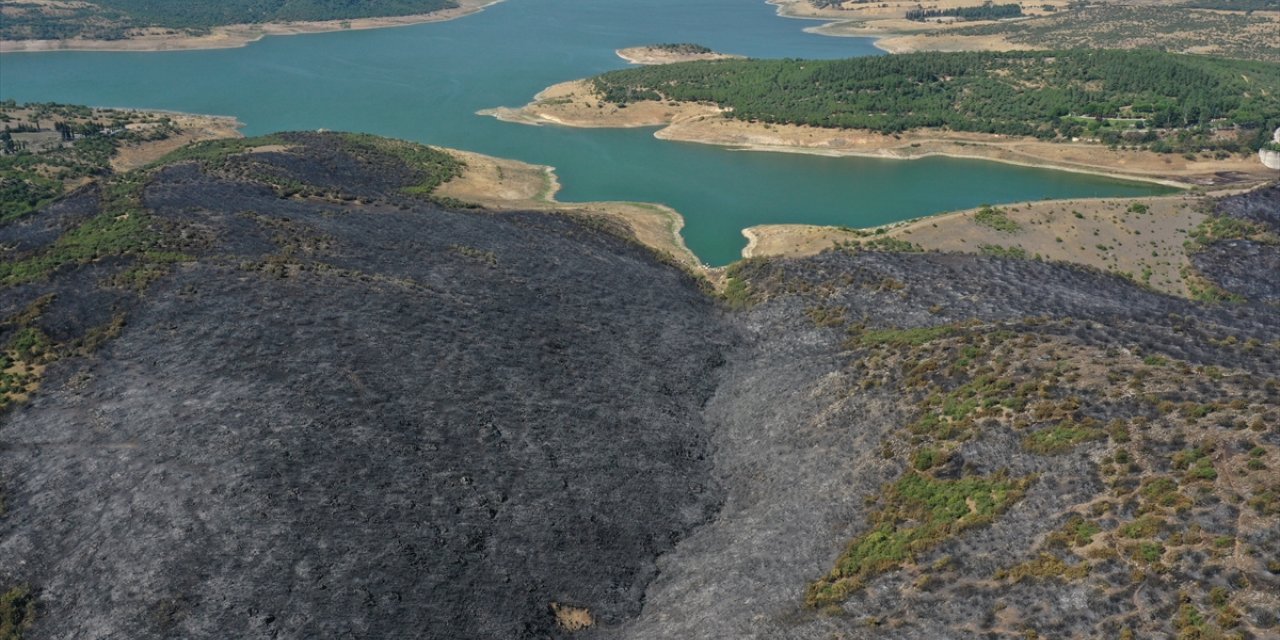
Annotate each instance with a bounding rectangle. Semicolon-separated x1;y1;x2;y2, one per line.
744;192;1224;298
110;112;244;171
550;602;594;631
780;0;1280;63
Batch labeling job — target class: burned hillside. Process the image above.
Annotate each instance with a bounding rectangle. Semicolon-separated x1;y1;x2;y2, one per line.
0;133;731;638
2;133;1278;639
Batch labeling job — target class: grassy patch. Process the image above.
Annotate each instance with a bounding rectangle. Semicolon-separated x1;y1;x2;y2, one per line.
973;205;1021;233
1118;515;1164;539
1188;215;1272;249
805;305;848;328
847;236;923;253
1023;420;1106;454
910;372;1032;441
0;585;37;640
338;133;464;197
1139;476;1190;509
979;244;1029;259
1128;540;1165;564
1173;446;1219;482
851;325;956;348
1045;516;1102;548
0;178;155;287
806;471;1032;607
995;552;1090;583
719;261;763;310
150;134;289;168
448;244;498;267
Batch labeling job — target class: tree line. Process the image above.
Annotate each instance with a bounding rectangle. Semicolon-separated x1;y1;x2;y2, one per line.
905;3;1023;22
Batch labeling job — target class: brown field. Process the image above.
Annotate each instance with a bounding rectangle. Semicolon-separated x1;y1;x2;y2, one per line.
109;112;244;170
772;0;1280;62
743;192;1233;297
769;0;1071;37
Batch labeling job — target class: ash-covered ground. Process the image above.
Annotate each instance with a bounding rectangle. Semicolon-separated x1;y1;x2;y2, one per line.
1;134;731;639
2;135;1278;639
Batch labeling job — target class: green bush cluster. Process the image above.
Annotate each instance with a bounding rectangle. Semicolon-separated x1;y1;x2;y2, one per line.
807;471;1031;606
0;585;36;640
973;206;1021;233
1022;420;1106;454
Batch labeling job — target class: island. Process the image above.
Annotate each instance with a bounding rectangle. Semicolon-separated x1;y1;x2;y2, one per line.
615;43;744;65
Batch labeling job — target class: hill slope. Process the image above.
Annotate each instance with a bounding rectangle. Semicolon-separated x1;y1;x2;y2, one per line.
2;133;1278;639
0;133;730;638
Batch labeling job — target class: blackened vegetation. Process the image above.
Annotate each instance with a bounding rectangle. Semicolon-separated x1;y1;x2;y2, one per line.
1189;184;1280;304
0;133;730;638
2;133;1279;639
620;246;1280;639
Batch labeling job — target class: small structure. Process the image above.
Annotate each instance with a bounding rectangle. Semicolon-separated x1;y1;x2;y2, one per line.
1261;127;1280;170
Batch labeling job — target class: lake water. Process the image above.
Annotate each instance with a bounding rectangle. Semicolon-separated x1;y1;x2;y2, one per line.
0;0;1171;265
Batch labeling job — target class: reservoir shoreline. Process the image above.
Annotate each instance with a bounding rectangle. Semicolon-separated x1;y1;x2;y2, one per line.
0;0;504;53
482;79;1271;190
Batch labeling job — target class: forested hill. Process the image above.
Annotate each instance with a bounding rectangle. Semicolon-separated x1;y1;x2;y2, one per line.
1;0;457;41
590;50;1280;150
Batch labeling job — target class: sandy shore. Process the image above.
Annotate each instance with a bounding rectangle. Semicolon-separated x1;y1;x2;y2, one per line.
766;0;1062;44
615;46;744;65
481;80;1275;189
0;0;502;53
434;148;703;273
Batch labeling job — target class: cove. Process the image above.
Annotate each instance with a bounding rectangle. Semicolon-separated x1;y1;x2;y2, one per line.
0;0;1172;266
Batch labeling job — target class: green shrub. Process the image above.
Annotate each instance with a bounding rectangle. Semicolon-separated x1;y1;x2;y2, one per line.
974;206;1022;233
807;471;1032;606
0;585;36;639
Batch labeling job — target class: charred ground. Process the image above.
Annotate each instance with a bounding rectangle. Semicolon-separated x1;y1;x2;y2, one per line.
0;133;730;638
1;133;1278;639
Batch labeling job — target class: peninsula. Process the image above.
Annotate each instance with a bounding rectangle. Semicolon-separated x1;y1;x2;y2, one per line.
770;0;1280;63
485;50;1280;188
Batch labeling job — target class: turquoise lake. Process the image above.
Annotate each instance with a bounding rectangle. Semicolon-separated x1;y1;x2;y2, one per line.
0;0;1172;265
